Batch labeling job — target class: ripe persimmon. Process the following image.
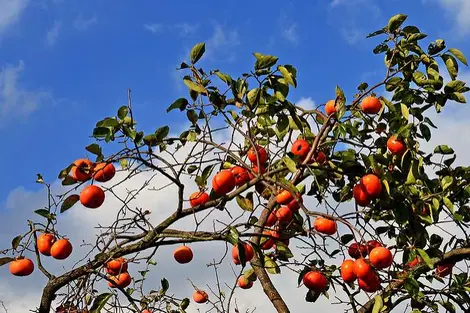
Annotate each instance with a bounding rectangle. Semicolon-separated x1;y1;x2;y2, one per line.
189;191;210;207
360;96;382;114
248;165;266;180
286;197;302;213
325;99;337;116
50;238;73;260
366;240;382;254
358;271;381;293
238;276;253;289
105;257;128;275
37;233;56;256
275;206;293;223
260;230;275;250
247;145;268;165
232;243;254;264
340;259;357;283
354;258;373;279
360;174;382;198
9;258;34;276
142;310;152;313
314;151;327;164
93;162;116;182
348;243;368;259
303;271;328;291
80;185;105;209
275;190;294;205
353;184;371;206
291;139;311;158
173;245;193;264
369;247;393;269
212;170;236;195
313;217;337;235
407;256;422;268
387;135;406;155
193;290;209;303
436;262;454;277
264;209;278;227
108;272;132;288
70;159;94;182
231;166;250;186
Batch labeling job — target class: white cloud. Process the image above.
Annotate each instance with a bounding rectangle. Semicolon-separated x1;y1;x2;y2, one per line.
0;61;51;124
73;13;98;31
0;0;28;37
435;0;470;36
144;23;164;33
281;23;299;45
204;23;240;62
45;20;61;46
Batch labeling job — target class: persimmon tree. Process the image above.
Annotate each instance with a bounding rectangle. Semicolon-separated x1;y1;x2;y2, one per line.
2;13;470;313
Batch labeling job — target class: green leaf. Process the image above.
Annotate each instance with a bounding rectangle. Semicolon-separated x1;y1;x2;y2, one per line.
340;234;354;245
61;194;80;213
416;248;434;269
190;42;205;64
247;88;259;106
34;209;50;219
413;71;428;86
434;145;454;154
161;278;170;293
214;71;232;85
385;77;402;91
186;165;197;174
155;126;170;141
0;257;14;267
443;196;454;212
186;110;198;124
264;255;281;274
401;103;409;120
372;295;384;313
236;195;254;211
180;298;190;310
226;227;239;245
441;176;453;191
85;143;102;156
419;123;431;141
201;164;216;182
442;54;458;80
404;277;420;296
282;156;297;173
253;53;278;70
448;48;468;66
387;14;408;33
167;98;189;112
11;235;22;250
90;293;113;313
93;127;111;139
278;66;295;87
448;92;466;103
183;76;206;93
117;106;128;119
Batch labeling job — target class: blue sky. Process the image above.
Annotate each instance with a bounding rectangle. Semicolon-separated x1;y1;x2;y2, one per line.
0;0;469;204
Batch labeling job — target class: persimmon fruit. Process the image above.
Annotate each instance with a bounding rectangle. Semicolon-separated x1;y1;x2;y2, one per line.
360;96;382;114
105;257;128;275
360;174;382;198
387;135;406;155
193;290;209;303
340;259;357;283
353;184;371;206
9;258;34;276
247;145;268;165
189;191;209;207
93;162;116;182
71;159;94;182
325;99;337;116
80;185;105;209
37;233;56;256
173;245;193;264
108;272;132;288
275;206;293;223
291;139;311;158
275;190;294;205
313;217;337;235
369;247;393;269
238;276;253;289
232;243;254;264
231;166;250;186
303;271;328;291
212;170;236;195
354;258;373;279
50;238;73;260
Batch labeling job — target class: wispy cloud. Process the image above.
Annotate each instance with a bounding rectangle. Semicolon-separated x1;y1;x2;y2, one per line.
204;23;240;62
0;0;28;37
281;23;299;45
0;61;51;125
432;0;470;37
45;20;61;46
73;13;98;31
144;22;199;37
328;0;381;45
144;23;164;33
